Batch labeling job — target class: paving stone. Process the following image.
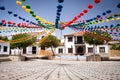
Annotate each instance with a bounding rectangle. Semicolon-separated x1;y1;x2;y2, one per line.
0;60;120;80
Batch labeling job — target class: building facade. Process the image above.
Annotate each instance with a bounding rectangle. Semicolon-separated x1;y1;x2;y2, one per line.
56;32;109;55
0;40;10;55
0;31;109;56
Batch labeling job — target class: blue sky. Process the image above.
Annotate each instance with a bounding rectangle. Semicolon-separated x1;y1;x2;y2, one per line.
0;0;120;39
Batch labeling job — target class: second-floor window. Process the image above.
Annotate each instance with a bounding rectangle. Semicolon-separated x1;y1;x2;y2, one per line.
68;37;73;42
77;36;83;44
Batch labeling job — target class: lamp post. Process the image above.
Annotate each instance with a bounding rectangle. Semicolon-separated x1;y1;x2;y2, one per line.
93;39;96;61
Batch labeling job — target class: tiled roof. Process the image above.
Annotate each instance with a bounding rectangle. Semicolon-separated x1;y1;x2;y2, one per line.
0;40;9;43
59;43;64;46
108;41;120;44
64;31;85;36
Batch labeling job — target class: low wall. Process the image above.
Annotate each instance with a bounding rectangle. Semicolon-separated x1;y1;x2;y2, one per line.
86;54;101;61
109;50;120;61
109;50;120;57
9;55;25;61
37;50;53;56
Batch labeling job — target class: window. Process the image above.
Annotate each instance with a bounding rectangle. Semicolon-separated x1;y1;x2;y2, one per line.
32;46;36;54
0;45;1;52
68;48;73;53
41;47;45;50
68;37;73;42
3;46;7;52
88;47;93;53
77;36;83;44
58;48;63;53
99;47;105;53
42;36;44;38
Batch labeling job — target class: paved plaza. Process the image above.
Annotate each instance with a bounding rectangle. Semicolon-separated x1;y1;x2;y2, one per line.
0;59;120;80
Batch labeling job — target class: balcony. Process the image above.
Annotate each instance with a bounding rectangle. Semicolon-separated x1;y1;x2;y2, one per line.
74;36;84;44
74;41;84;44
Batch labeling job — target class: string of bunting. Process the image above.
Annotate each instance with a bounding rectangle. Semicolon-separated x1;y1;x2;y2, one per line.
55;0;64;29
69;15;120;27
74;10;112;23
69;24;120;41
16;0;55;29
84;31;112;42
10;30;46;43
0;20;43;28
0;6;39;27
0;27;43;36
61;0;101;29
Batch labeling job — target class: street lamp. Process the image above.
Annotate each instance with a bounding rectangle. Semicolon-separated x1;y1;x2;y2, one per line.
93;39;96;61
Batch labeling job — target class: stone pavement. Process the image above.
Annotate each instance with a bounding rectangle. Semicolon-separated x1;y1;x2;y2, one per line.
0;60;120;80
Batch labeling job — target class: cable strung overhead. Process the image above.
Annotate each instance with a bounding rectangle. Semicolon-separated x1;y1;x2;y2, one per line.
1;0;120;41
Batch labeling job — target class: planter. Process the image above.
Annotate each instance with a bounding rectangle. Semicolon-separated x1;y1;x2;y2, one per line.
9;55;25;61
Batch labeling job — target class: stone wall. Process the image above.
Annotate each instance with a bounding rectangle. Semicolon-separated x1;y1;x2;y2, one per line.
109;50;120;61
109;50;120;57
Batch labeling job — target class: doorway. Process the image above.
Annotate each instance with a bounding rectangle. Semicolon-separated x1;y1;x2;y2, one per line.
32;46;36;54
23;48;26;54
77;46;84;55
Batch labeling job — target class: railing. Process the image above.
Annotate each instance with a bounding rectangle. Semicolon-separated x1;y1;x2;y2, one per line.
74;41;84;44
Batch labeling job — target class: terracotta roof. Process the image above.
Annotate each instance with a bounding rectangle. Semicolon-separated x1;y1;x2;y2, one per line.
59;43;64;46
64;31;85;36
0;40;9;43
108;41;120;44
0;27;1;30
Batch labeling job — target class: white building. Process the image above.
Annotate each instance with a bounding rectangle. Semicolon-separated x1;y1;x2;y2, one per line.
56;32;109;56
0;31;109;56
16;31;109;56
0;40;10;55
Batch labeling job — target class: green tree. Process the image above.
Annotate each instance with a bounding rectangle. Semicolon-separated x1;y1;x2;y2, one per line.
110;44;120;50
84;31;111;45
83;31;112;61
39;35;60;56
10;33;36;54
0;36;9;41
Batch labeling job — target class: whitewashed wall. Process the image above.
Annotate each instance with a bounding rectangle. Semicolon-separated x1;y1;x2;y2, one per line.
64;36;75;54
11;48;23;55
96;45;109;53
85;43;109;54
85;43;94;54
26;46;39;54
55;46;64;54
26;46;32;54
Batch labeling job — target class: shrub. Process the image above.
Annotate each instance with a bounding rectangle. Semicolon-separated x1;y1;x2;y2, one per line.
110;44;120;50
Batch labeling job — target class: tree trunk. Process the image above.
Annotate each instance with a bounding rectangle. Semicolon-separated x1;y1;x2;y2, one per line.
18;47;23;56
20;48;23;55
51;46;55;56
